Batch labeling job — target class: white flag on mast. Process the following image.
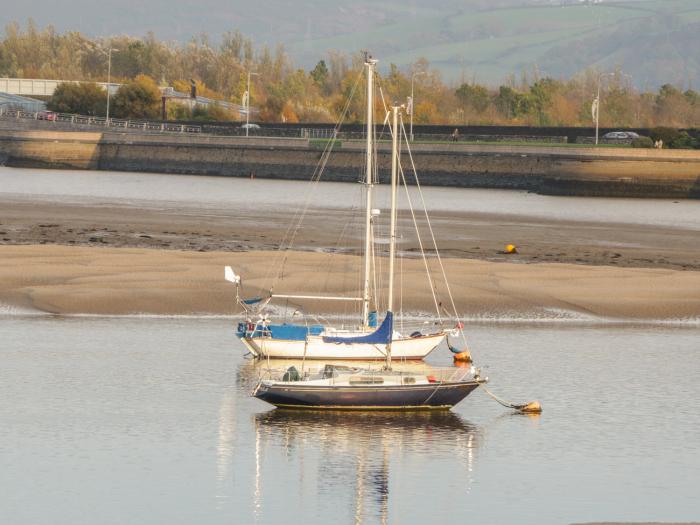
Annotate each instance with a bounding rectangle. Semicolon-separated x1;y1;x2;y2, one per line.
591;97;599;122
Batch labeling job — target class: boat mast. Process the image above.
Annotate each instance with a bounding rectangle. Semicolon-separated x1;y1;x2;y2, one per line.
361;55;377;329
386;104;400;369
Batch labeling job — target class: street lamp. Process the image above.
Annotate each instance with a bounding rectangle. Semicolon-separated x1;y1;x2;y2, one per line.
245;70;259;137
594;71;632;145
409;70;426;142
100;47;118;126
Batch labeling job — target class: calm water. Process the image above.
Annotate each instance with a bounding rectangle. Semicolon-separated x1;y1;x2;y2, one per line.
2;166;700;230
1;316;699;524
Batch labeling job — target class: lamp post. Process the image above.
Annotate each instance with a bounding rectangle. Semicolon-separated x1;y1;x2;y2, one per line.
594;72;632;145
245;70;259;137
104;47;118;126
409;70;426;142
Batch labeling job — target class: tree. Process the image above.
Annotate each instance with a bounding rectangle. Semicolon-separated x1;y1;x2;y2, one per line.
655;84;692;127
414;100;439;124
6;21;700;127
111;74;161;119
455;83;490;113
685;89;699;106
46;82;107;116
259;92;285;122
310;60;329;90
494;86;518;118
529;78;560;125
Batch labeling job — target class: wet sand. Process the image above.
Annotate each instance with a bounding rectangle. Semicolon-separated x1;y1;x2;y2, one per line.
2;188;699;320
2;245;699;320
1;197;699;271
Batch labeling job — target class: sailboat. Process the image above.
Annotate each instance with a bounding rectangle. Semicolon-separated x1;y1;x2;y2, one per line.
225;56;464;361
230;56;485;410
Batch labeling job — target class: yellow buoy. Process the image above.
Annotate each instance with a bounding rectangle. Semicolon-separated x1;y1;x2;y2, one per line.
519;401;542;414
453;350;472;363
505;244;518;254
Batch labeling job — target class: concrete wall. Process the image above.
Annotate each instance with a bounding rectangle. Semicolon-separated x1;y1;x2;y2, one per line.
1;127;699;198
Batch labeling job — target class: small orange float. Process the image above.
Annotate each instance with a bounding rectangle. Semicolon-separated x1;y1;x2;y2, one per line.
453;350;472;363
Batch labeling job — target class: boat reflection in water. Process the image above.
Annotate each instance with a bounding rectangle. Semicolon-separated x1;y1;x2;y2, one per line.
252;408;481;524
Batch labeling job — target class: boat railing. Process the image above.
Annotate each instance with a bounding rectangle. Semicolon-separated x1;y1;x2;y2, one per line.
395;320;450;336
255;363;476;384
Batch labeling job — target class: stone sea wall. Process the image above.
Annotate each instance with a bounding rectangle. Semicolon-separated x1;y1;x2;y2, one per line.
1;125;698;198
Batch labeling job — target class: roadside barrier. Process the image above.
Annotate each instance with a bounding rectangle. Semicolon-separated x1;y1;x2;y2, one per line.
0;107;202;134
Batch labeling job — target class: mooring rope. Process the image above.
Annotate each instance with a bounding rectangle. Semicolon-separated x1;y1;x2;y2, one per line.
479;384;542;414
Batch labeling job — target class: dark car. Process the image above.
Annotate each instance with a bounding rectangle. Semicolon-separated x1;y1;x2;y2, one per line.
37;111;57;121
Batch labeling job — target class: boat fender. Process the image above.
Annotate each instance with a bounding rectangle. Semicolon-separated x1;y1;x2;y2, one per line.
410;331;422;338
282;366;301;382
453;350;472;363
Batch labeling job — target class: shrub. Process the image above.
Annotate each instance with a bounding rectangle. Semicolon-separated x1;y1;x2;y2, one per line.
631;136;654;148
47;82;107;116
190;103;233;121
668;131;699;150
649;127;680;145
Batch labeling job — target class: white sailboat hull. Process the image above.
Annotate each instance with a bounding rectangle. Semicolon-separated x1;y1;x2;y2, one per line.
242;333;445;360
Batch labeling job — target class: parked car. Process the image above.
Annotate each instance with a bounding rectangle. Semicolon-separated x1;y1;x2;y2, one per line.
37;111;57;121
241;123;261;130
603;131;639;139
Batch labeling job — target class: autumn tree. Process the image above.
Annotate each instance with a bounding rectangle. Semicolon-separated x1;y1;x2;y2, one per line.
4;21;700;129
455;83;490;113
111;74;161;119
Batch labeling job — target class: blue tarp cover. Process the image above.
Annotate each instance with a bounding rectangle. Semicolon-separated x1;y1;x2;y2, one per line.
322;312;393;345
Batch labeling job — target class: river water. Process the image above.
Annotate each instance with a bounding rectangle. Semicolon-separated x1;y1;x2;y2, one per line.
2;166;700;229
2;315;699;525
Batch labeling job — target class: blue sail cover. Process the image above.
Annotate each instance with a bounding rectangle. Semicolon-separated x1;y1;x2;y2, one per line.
236;322;323;340
269;324;324;340
322;312;393;345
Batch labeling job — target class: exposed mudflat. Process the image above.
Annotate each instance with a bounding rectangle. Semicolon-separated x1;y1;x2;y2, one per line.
1;197;699;272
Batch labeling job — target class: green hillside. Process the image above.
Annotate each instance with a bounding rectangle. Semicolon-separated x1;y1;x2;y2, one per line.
4;0;698;88
286;0;700;88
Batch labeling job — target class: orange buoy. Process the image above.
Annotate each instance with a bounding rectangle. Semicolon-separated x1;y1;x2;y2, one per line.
453;350;472;363
520;401;542;414
505;244;518;254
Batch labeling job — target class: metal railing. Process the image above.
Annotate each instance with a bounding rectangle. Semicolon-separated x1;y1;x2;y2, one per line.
0;106;576;144
256;363;476;384
300;127;337;139
0;107;202;134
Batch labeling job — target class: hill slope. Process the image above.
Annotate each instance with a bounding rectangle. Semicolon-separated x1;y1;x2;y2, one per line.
4;0;699;87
